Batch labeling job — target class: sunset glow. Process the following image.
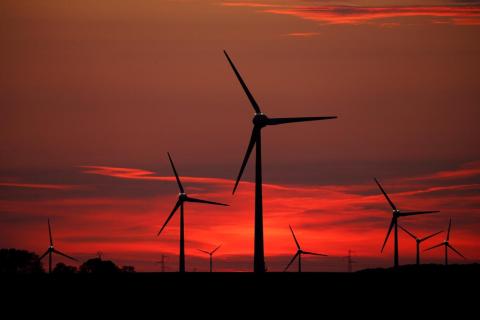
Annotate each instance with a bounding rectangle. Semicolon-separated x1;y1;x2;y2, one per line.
1;0;479;272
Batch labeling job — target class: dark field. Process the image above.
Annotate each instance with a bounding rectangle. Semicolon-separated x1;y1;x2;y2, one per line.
3;264;478;313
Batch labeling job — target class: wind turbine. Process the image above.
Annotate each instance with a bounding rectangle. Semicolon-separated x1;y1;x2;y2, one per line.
344;249;356;273
424;218;466;265
284;225;327;272
198;244;222;272
157;152;229;273
39;219;78;273
398;225;443;265
374;178;439;268
224;50;337;273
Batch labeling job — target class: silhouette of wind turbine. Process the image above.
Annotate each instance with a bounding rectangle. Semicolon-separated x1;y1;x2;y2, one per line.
343;249;357;273
39;219;78;273
198;244;222;272
155;254;167;272
157;152;228;273
424;218;466;265
374;178;439;268
398;225;443;265
284;225;327;272
224;50;337;273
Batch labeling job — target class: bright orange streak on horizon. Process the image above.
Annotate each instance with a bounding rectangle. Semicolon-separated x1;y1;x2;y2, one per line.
1;162;479;271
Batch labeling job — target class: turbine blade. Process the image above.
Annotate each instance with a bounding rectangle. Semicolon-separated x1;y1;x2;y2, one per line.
420;230;443;242
48;218;53;246
374;178;397;211
399;210;439;217
447;218;452;241
197;249;210;255
39;249;50;260
289;225;301;250
223;50;261;114
284;252;299;272
157;200;181;236
167;152;184;193
267;116;337;126
53;249;78;262
211;244;222;254
424;243;444;251
186;197;229;206
232;128;258;194
448;244;466;259
381;218;395;253
303;251;328;256
398;224;417;240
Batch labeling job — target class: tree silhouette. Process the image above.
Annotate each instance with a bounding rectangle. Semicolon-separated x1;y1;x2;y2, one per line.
53;262;77;274
80;258;120;274
0;248;44;274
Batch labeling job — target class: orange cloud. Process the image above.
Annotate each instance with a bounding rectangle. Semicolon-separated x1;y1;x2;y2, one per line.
223;3;480;26
286;32;320;37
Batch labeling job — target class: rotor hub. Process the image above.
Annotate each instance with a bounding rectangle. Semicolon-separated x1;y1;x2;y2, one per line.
253;113;268;127
179;193;187;200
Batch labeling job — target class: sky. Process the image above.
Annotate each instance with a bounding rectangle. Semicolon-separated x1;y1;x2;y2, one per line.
1;0;479;272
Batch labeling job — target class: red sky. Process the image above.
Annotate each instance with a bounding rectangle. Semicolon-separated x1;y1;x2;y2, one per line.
1;0;479;271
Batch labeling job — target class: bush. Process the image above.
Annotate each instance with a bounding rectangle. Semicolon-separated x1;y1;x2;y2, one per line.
0;248;44;274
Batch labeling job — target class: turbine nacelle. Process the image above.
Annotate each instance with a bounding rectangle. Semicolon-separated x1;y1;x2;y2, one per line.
252;113;268;127
49;245;54;250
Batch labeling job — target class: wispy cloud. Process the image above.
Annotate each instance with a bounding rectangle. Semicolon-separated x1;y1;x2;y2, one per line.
80;165;231;186
286;32;320;37
223;2;480;26
0;182;77;190
404;161;480;182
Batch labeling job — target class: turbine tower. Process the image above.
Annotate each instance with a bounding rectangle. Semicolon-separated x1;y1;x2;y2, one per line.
198;244;222;272
39;219;78;273
398;225;443;265
424;218;466;265
224;50;337;273
284;225;327;272
157;152;228;272
374;178;439;268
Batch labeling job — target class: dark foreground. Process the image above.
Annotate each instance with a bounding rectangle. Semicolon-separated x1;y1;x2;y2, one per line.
2;264;478;314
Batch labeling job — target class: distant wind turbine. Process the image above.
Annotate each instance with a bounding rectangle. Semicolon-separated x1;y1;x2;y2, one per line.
398;225;443;265
374;178;440;268
155;254;167;272
424;218;466;265
198;244;222;272
39;219;78;273
284;225;327;272
224;50;337;273
157;152;229;273
344;249;356;273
